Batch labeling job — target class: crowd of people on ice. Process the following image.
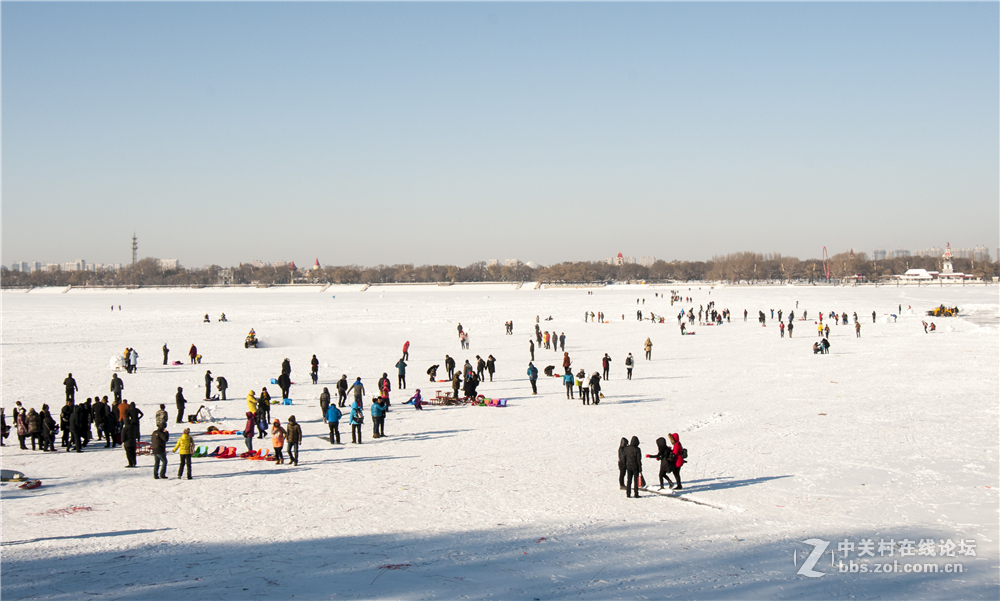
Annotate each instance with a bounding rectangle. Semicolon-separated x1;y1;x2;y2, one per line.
2;293;913;488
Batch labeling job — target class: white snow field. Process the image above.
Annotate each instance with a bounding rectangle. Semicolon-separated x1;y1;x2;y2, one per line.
2;284;997;600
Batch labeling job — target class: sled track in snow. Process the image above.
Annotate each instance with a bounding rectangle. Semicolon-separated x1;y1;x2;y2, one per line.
642;488;725;509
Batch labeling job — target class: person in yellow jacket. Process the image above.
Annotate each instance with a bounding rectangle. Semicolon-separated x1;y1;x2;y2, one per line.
247;390;258;414
172;427;194;480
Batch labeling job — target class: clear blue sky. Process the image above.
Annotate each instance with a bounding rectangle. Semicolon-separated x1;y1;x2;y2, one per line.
3;2;997;268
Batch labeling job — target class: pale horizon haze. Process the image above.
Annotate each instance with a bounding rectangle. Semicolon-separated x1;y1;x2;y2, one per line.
3;2;998;268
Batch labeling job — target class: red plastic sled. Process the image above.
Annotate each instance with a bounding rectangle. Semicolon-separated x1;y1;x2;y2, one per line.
19;480;42;490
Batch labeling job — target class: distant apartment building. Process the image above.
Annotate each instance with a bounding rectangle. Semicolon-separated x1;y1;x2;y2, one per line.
504;259;521;268
158;259;180;270
915;247;943;258
887;249;911;259
59;260;86;272
638;256;656;267
871;249;887;261
943;246;990;262
487;259;499;268
17;261;121;273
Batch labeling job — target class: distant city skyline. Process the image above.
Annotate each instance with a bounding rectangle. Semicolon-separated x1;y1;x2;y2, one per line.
3;3;997;267
8;238;995;274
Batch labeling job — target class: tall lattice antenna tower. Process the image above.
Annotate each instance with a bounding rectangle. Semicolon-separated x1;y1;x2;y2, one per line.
132;233;138;265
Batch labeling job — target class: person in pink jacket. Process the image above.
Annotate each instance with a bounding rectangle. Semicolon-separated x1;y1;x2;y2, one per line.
243;411;256;453
668;433;685;490
271;419;286;465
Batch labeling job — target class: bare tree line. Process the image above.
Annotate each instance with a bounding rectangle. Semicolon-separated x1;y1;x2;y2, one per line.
2;252;996;288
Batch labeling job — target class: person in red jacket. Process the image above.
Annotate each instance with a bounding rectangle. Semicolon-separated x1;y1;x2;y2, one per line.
668;433;685;490
402;340;410;361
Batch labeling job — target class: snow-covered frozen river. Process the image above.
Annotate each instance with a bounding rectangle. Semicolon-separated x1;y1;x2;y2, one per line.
2;283;998;599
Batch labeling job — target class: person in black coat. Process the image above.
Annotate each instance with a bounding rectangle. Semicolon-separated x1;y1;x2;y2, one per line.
589;373;602;405
336;375;349;407
122;421;139;467
622;436;643;498
110;373;124;404
618;437;629;489
216;376;228;400
463;372;480;400
204;370;214;400
68;405;85;452
319;387;331;423
651;437;675;489
126;402;144;439
175;387;186;423
444;355;456;379
64;373;78;403
281;358;291;377
80;399;93;446
40;405;56;452
486;355;496;382
255;396;270;438
0;408;8;447
92;398;107;441
104;402;118;448
277;373;291;399
162;343;169;365
150;425;169;479
60;400;74;448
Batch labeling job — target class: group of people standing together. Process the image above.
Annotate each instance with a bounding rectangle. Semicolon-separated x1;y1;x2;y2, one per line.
119;348;139;373
618;433;686;498
316;373;415;445
4;372;148;467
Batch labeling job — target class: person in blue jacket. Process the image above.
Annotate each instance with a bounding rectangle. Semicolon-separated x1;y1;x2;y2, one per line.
371;396;386;438
395;358;407;390
527;362;539;395
562;369;575;399
326;403;342;444
349;401;364;444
